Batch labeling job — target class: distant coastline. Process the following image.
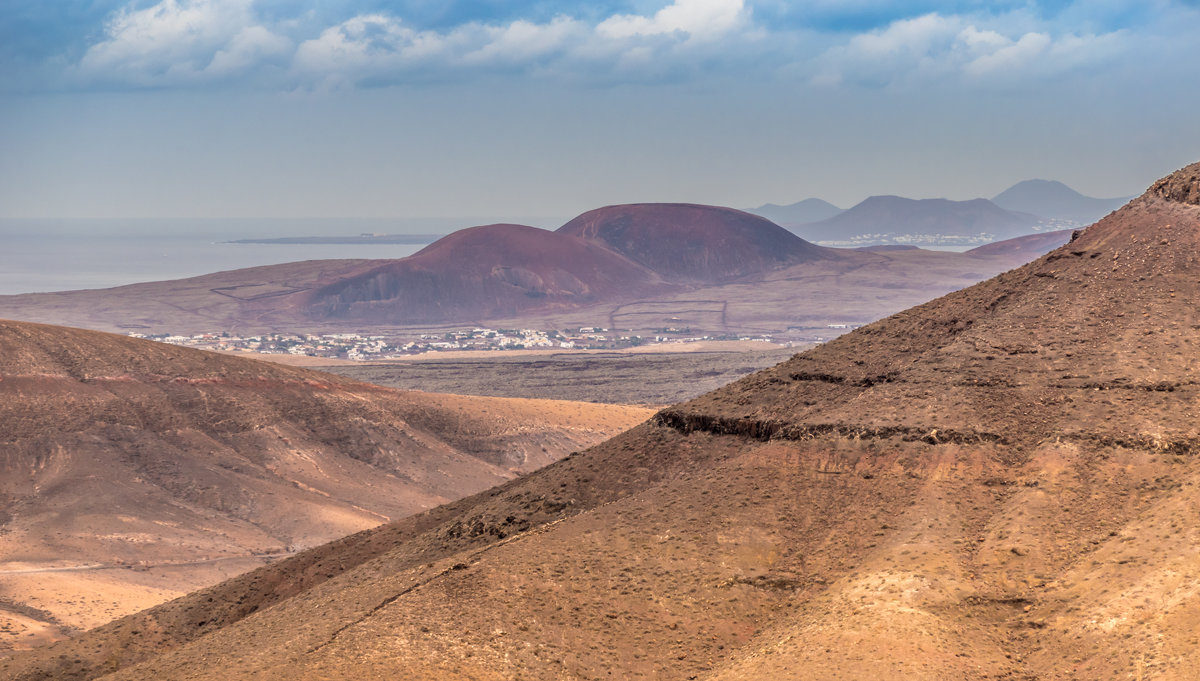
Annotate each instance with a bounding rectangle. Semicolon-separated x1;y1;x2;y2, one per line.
227;234;445;245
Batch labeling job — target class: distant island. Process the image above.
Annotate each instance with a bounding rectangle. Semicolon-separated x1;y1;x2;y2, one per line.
227;233;445;245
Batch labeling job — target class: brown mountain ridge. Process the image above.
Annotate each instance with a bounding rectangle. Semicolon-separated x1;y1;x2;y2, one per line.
0;320;652;654
5;162;1200;679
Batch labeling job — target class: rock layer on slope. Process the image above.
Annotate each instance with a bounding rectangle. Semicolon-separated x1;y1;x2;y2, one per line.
557;203;829;282
8;163;1200;680
0;319;652;653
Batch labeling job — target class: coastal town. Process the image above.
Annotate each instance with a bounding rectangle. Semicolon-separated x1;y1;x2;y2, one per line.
127;325;841;360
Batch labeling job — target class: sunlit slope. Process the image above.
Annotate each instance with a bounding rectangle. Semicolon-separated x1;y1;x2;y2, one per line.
9;163;1200;680
0;320;652;654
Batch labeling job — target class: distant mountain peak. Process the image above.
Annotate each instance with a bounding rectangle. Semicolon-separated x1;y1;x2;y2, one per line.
999;178;1085;196
992;178;1130;224
793;194;1039;246
747;197;843;225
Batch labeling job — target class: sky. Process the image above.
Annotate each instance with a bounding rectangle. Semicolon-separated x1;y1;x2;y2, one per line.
2;0;1199;224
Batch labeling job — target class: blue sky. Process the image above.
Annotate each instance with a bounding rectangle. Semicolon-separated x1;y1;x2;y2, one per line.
2;0;1198;222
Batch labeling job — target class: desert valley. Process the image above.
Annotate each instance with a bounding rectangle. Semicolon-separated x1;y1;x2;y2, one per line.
4;1;1199;678
0;162;1196;680
0;194;1082;656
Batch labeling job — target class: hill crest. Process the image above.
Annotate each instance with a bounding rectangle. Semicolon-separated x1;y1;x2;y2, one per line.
557;203;828;283
303;223;670;323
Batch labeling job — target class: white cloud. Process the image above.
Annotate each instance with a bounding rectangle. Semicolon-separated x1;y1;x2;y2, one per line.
961;31;1052;77
597;0;748;40
68;0;1142;91
462;18;586;66
78;0;290;84
815;12;1127;87
207;25;291;75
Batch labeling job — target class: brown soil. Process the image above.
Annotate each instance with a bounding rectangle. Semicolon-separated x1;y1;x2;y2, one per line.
0;320;651;655
9;164;1198;681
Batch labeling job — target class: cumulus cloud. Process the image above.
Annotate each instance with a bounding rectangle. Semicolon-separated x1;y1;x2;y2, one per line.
597;0;747;40
815;12;1127;87
72;0;761;89
290;13;591;88
77;0;290;85
55;0;1168;91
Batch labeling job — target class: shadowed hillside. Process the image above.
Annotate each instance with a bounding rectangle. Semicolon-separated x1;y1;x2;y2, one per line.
0;320;652;654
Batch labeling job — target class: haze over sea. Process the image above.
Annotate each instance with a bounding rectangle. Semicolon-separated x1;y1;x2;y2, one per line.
0;217;552;296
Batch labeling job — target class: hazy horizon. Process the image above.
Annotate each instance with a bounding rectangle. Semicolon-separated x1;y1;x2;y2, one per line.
2;1;1198;223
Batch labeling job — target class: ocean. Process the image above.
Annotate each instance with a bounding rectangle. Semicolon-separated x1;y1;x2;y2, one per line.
0;218;465;296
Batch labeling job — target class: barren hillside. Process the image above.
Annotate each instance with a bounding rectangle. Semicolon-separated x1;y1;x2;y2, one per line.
6;162;1198;680
6;163;1200;680
0;320;652;654
557;203;829;283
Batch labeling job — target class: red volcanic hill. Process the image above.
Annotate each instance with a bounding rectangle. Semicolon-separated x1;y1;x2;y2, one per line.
302;223;670;324
0;205;1063;335
557;203;829;283
9;163;1200;679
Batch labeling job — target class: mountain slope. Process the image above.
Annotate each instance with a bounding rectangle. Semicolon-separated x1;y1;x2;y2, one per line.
558;203;830;283
0;320;652;654
8;162;1200;679
9;162;1200;680
992;178;1129;224
963;227;1075;258
303;223;672;324
796;195;1040;245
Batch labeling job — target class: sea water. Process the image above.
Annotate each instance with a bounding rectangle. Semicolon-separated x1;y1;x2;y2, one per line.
0;218;450;295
